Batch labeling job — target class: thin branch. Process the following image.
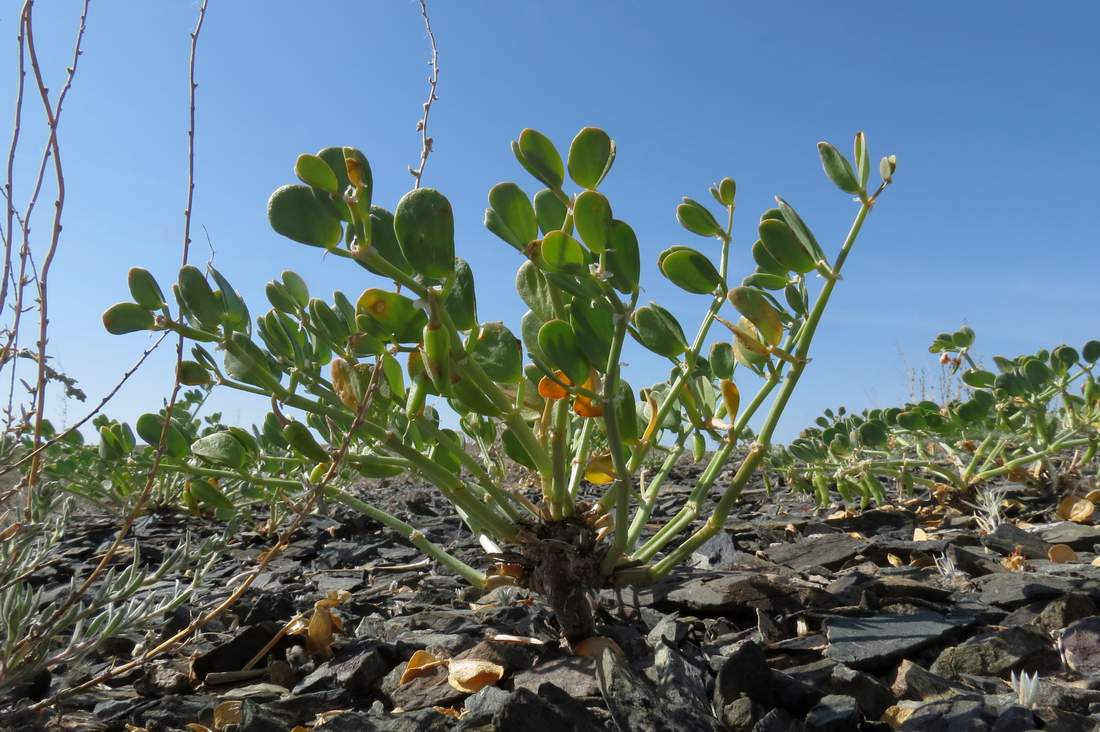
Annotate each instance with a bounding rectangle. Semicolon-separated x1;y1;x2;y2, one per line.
408;0;439;189
0;12;27;318
16;0;206;647
23;0;91;495
0;332;168;492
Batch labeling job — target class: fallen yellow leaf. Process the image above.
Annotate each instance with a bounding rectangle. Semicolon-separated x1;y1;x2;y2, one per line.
886;553;904;567
447;658;504;693
913;527;930;541
212;701;242;731
1048;544;1077;563
1057;496;1095;523
1086;489;1100;504
400;649;446;685
434;706;466;719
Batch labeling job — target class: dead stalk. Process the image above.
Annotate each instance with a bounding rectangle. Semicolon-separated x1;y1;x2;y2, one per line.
408;0;439;189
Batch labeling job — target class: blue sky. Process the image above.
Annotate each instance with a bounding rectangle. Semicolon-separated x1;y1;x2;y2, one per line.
6;1;1099;442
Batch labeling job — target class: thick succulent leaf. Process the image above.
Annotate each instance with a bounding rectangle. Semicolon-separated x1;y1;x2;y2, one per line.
727;286;783;346
658;246;722;294
632;303;687;358
486;182;538;250
759;218;815;274
268;184;343;247
394;188;455;279
676;198;722;237
605;219;640;293
515;261;557;322
127;268;165;310
569;299;614;370
567;127;615;189
573;190;612;253
533;189;567;234
817;141;862;195
102;302;155;335
444;258;478;330
541;231;587;273
538;319;590;385
471;322;523;384
191;431;248;470
513;129;564;189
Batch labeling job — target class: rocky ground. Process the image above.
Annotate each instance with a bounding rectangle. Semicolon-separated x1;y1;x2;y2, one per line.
4;456;1100;731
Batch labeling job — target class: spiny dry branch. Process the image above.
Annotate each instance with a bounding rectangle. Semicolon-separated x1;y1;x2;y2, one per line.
408;0;439;189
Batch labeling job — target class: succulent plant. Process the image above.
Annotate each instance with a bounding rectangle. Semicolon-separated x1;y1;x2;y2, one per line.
101;128;895;642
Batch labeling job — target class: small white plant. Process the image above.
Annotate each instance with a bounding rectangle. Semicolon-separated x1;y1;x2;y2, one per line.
1009;669;1040;708
934;552;962;578
967;485;1009;534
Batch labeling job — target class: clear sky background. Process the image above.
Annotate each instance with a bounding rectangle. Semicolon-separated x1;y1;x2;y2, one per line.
5;1;1099;443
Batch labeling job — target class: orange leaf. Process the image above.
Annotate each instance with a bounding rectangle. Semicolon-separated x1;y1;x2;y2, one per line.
400;649;446;685
537;372;570;400
574;635;624;659
1048;544;1077;563
572;393;603;418
447;658;504;693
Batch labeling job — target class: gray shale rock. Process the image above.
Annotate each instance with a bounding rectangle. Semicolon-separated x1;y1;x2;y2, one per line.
930;626;1058;680
596;649;723;732
824;612;973;671
804;694;860;732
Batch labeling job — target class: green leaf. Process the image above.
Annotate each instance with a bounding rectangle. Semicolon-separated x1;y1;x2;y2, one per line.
775;197;827;262
632;303;687;358
265;281;298;314
567;127;615;189
342;147;373;219
513;129;564;190
502;427;535;469
854;132;870;190
317;147;352;197
961;369;995;388
450;375;503;417
1022;358;1051;389
282;421;329;463
731;317;768;375
727;286;783;345
858;420;887;447
394;188;455;279
1083;340;1100;363
752;239;786;277
309;298;348;343
538;319;589;384
486;182;538;250
709;342;734;380
569;299;614;370
613;379;639;443
267;184;343;247
817;141;863;195
191;431;248;469
177;265;225;331
224;332;284;393
471;322;523;383
127;268;165;310
208;267;248;331
658;246;722;294
102;302;155;335
605;219;640;293
356;289;423;340
444;257;478;330
521;310;546;362
759;218;815;274
282;271;310;308
573;190;613;253
742;272;788;291
135;413;189;458
952;327;975;349
177;360;211;386
785;283;807;315
515;261;557;322
676;198;723;237
295;153;339;194
188;479;236;512
541;231;587;273
533;189;567;234
716;177;736;206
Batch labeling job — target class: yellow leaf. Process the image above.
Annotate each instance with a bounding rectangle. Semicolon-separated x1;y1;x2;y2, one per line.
1057;496;1095;523
585;454;616;485
213;701;242;731
1091;556;1100;567
1002;547;1027;572
1048;544;1078;563
434;706;466;719
847;532;866;540
1086;489;1100;504
185;725;213;732
913;527;929;541
400;649;446;685
886;553;904;567
447;658;505;693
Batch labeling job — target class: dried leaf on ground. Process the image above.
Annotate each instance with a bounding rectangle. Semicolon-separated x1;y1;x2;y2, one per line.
400;649;446;684
1057;496;1095;523
1048;544;1077;563
447;658;505;693
574;635;625;658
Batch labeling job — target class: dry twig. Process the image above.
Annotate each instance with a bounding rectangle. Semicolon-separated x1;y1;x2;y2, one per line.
408;0;439;189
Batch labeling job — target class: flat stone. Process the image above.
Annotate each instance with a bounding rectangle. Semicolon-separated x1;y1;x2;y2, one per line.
293;638;396;696
658;571;832;617
491;685;604;732
387;664;465;712
830;664;894;719
713;640;775;709
930;626;1057;680
894;698;989;731
654;638;709;708
765;533;866;571
596;649;723;732
1059;616;1100;675
890;659;965;701
721;696;756;732
219;683;288;702
824;612;973;671
805;694;860;732
1036;522;1100;551
314;708;453;731
511;656;599;698
982;523;1049;559
972;571;1076;608
1002;593;1097;634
